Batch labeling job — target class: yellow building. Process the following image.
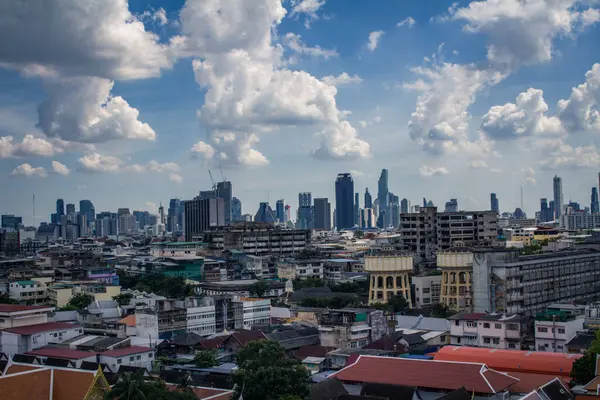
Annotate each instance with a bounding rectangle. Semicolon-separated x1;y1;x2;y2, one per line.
438;248;473;312
47;284;75;307
364;255;413;306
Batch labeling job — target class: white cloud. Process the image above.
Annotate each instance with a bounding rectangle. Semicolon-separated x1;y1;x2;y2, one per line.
522;167;537;185
191;141;217;159
321;73;362;86
290;0;327;27
141;8;168;26
51;161;70;175
538;142;600;170
284;33;338;59
79;153;183;179
359;121;368;128
0;135;57;158
419;165;449;177
481;88;563;140
397;17;416;28
469;160;488;169
145;160;180;173
10;163;47;177
349;169;364;177
78;153;124;173
313;121;370;160
557;63;600;133
367;30;384;52
169;173;183;183
38;77;156;143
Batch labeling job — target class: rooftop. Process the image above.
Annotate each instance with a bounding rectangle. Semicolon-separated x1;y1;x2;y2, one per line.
26;347;98;360
2;322;81;335
0;304;53;314
100;346;153;358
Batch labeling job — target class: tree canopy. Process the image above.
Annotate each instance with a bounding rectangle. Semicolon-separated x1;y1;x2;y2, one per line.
0;293;19;304
104;370;197;400
571;330;600;384
113;292;133;306
119;272;192;298
250;281;267;297
67;292;95;310
193;350;218;368
232;340;310;400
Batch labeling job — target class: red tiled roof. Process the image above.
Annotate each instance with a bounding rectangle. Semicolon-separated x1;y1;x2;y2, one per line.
507;372;569;394
198;336;227;350
434;346;581;376
100;346;153;358
26;347;98;360
118;315;136;327
167;384;233;399
2;322;80;335
0;304;53;313
330;355;519;394
228;331;267;347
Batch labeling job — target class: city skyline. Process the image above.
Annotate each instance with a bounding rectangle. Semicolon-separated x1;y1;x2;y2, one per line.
1;0;600;224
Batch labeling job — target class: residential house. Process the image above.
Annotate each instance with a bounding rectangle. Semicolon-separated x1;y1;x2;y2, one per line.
221;331;267;353
1;322;83;355
8;280;47;305
535;311;584;353
318;308;387;349
98;345;155;372
25;347;98;368
0;304;54;330
449;312;526;349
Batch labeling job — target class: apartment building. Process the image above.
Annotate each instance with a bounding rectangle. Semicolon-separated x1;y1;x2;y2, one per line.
277;260;324;281
398;207;498;268
150;241;205;257
186;304;216;337
438;248;474;312
1;321;83;355
233;298;271;330
449;312;525;349
364;255;413;306
412;275;442;309
472;248;600;315
9;280;47;305
318;308;387;349
534;311;584;353
0;304;54;329
98;346;155;372
135;299;187;341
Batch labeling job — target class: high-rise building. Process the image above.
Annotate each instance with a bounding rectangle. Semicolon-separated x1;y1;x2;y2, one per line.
167;198;182;232
591;188;599;214
364;188;372;209
354;192;360;226
314;198;332;230
299;192;312;208
95;212;117;237
377;169;389;227
158;203;165;225
65;203;76;222
335;173;354;229
490;193;499;214
216;181;233;225
389;193;400;228
184;197;225;240
553;175;563;220
445;199;458;213
79;200;95;224
133;210;150;229
56;199;65;219
285;205;291;223
539;198;553;223
232;197;242;222
360;208;376;228
254;202;276;224
1;215;22;231
276;200;285;223
400;198;409;214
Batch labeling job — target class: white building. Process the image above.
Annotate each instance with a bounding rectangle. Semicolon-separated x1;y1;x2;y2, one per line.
234;298;271;330
9;280;47;305
534;313;584;353
98;345;155;372
149;241;205;258
449;312;525;349
412;275;442;309
0;304;54;330
186;305;216;337
1;321;83;355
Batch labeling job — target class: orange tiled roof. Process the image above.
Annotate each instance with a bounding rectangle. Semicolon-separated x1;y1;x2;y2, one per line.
507;372;569;394
4;364;42;375
118;315;136;327
0;369;52;400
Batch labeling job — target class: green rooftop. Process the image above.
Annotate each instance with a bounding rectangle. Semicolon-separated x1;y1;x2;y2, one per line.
16;280;37;286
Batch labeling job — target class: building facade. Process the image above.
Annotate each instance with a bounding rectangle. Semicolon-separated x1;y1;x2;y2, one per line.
364;255;413;306
534;311;584;353
314;198;332;230
183;197;225;240
449;312;525;349
412;275;442;309
438;249;474;312
335;173;354;230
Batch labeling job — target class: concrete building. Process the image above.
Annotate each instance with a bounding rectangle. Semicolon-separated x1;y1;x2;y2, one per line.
318;308;387;349
150;241;205;258
412;275;442;309
186;303;216;337
184;197;225;240
9;280;47;305
335;173;354;230
472;248;600;315
0;304;54;330
135;299;187;341
399;207;498;268
449;312;525;349
359;208;376;229
534;311;584;353
438;248;474;312
364;255;413;306
277;260;324;281
314;198;332;230
234;298;270;330
1;322;83;355
98;346;155;372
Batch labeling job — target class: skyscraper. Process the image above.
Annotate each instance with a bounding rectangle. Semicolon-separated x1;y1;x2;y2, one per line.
79;200;95;224
389;193;400;228
299;192;312;208
158;203;165;225
553;175;563;220
232;197;242;222
490;193;499;214
56;199;65;219
184;197;225;240
335;173;354;229
167;198;182;232
377;169;389;227
400;198;409;214
540;198;550;222
285;205;291;223
592;188;599;214
445;199;458;213
354;192;360;226
254;202;276;224
364;188;372;209
216;181;233;225
276;199;285;223
314;198;331;230
66;203;76;222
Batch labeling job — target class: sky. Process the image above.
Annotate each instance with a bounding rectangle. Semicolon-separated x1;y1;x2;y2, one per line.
1;0;600;225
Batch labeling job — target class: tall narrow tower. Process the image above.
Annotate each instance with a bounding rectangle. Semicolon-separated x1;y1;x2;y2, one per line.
553;175;563;220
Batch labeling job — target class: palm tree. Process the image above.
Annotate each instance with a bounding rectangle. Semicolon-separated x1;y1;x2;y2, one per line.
104;370;148;400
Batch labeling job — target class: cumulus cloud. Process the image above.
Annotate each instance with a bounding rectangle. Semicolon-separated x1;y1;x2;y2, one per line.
419;165;449;177
169;173;183;183
78;153;124;173
321;73;362;86
284;33;338;59
397;17;416;28
367;31;384;51
538;141;600;170
10;163;47;177
191;141;217;159
51;161;70;175
481;88;563;140
0;134;97;158
290;0;327;27
140;8;169;26
557;63;600;133
313;121;371;160
79;153;183;178
469;160;488;169
522;167;537;185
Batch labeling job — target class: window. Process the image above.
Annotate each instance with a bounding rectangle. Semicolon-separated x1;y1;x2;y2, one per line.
537;327;548;333
508;343;516;349
495;323;501;329
130;356;134;361
507;324;518;331
148;353;153;358
136;355;141;360
558;328;565;334
492;338;500;345
454;320;459;326
466;321;476;328
423;288;430;294
117;359;122;364
483;323;490;328
483;338;491;344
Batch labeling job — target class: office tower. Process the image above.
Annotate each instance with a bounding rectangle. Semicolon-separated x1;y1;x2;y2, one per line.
540;198;551;223
276;199;285;223
400;198;409;214
360;208;376;228
184;197;225;240
56;199;65;219
216;181;233;224
254;202;276;224
314;198;332;230
389;193;400;228
1;215;22;230
76;213;87;236
65;203;76;222
199;190;214;200
117;208;130;216
490;193;499;214
299;192;312;208
364;188;372;209
354;192;360;226
335;173;354;229
445;199;458;213
133;210;149;229
95;212;117;237
553;175;563;219
592;188;599;214
567;201;581;211
377;169;389;227
232;197;242;222
549;200;555;219
79;200;95;224
158;203;165;225
167;198;182;232
285;205;291;223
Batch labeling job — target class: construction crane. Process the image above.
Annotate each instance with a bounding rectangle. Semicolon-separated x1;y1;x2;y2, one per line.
208;170;217;194
218;165;226;182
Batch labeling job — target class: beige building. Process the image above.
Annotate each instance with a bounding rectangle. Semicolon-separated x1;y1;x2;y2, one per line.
365;255;413;306
438;248;473;312
47;284;75;307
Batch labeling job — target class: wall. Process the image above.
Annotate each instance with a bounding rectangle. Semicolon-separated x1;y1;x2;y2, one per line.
99;351;154;372
1;326;83;355
135;312;159;341
0;312;48;329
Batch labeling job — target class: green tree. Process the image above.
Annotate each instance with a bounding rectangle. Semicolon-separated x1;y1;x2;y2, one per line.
0;293;19;304
386;294;409;313
571;330;600;384
232;340;310;400
104;370;148;400
250;281;267;297
67;292;94;310
194;350;218;368
431;303;452;318
113;292;134;306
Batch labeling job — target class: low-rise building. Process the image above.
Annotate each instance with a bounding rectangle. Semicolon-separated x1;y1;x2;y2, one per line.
534;311;584;353
98;345;155;372
1;321;83;355
25;347;99;368
449;312;526;349
233;298;270;330
277;260;324;281
186;304;216;337
318;308;387;349
9;280;47;305
150;241;205;258
412;275;442;309
135;299;187;341
199;279;285;297
0;304;54;330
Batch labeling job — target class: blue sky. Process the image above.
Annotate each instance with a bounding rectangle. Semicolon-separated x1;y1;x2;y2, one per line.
1;0;599;225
